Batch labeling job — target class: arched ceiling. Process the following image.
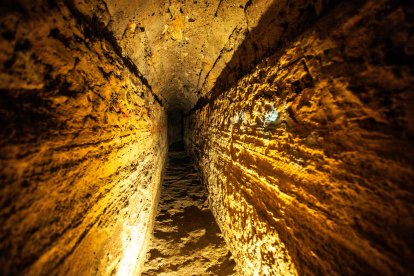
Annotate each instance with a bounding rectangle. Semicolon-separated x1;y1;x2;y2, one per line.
77;0;326;112
103;0;275;112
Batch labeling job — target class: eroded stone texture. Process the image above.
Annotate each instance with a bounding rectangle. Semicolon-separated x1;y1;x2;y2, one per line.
185;0;414;274
0;1;166;274
84;0;336;111
2;0;414;274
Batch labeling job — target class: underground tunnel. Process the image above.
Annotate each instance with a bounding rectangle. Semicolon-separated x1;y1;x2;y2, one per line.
0;0;414;275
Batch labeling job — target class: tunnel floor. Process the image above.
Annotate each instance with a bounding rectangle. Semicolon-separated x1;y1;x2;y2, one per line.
141;142;236;275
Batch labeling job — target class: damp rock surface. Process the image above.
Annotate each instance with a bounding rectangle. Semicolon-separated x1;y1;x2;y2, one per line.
142;143;236;276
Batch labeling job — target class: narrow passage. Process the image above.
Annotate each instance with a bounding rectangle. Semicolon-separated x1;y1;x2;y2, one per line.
142;142;236;275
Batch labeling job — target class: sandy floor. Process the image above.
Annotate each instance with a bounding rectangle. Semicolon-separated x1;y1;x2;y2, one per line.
141;143;236;275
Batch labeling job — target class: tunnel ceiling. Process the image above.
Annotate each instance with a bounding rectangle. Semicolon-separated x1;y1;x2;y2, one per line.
100;0;271;112
84;0;323;112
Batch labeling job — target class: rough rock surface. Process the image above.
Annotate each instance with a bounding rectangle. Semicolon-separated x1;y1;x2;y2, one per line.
92;0;336;111
1;0;414;274
185;0;414;275
142;143;235;275
0;1;166;274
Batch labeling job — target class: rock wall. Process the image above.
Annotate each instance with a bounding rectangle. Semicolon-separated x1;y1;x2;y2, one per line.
97;0;339;112
0;1;166;275
185;0;414;274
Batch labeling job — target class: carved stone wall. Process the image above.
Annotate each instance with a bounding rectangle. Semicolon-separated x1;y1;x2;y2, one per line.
0;1;167;274
185;0;414;274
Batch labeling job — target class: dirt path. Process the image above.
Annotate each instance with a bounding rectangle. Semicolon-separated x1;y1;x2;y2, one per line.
141;143;236;275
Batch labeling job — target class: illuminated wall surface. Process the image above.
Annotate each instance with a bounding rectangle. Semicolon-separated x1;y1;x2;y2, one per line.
185;1;414;274
0;1;167;274
0;0;413;275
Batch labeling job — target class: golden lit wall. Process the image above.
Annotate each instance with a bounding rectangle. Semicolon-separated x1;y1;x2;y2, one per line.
0;1;167;274
185;0;414;274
